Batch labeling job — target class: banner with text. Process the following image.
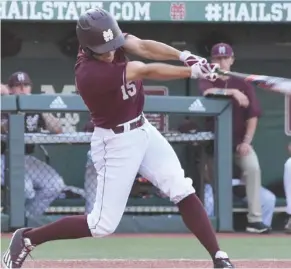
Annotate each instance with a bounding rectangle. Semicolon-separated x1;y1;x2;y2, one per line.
1;1;291;22
144;86;169;133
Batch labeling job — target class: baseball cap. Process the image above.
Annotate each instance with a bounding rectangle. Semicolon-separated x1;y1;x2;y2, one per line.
211;43;234;58
8;72;32;87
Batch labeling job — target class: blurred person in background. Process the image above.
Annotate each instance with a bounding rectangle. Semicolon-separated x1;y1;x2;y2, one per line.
198;43;270;233
3;71;66;217
1;83;10;96
1;84;10;189
203;164;276;229
283;142;291;233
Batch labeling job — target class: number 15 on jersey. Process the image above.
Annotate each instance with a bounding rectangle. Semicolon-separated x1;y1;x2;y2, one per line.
121;82;137;100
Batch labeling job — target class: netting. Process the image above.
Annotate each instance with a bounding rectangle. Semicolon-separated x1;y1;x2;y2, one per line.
1;111;216;218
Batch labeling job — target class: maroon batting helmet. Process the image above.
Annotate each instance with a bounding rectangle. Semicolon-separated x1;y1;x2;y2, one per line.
76;8;125;55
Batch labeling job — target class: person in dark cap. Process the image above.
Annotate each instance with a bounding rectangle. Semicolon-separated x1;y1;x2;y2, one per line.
198;43;274;234
8;71;32;95
3;71;66;218
2;8;235;269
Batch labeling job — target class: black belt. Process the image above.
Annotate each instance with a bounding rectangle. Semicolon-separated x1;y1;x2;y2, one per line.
112;116;145;134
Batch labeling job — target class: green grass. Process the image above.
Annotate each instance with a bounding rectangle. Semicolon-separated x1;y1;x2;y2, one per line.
1;235;291;260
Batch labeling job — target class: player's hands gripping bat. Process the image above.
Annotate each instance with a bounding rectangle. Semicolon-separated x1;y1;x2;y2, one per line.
180;51;219;81
216;69;291;95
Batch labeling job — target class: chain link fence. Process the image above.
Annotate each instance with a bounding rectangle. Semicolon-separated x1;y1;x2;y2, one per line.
2;109;216;218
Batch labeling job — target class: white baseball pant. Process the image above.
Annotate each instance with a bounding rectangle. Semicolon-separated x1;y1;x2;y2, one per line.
284;158;291;215
87;116;195;237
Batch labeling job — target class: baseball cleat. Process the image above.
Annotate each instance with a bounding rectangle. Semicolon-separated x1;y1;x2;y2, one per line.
213;251;234;268
246;222;270;234
2;228;34;268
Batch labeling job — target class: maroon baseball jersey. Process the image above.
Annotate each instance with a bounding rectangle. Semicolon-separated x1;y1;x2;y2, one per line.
198;77;261;147
75;39;144;129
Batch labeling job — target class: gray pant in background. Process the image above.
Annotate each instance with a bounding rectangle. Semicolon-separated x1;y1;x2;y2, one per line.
24;155;66;217
1;154;66;217
235;147;263;223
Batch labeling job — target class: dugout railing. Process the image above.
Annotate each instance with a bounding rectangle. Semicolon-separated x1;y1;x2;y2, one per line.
1;94;233;232
1;95;25;230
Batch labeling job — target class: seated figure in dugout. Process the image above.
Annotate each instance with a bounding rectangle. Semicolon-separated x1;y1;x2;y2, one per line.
178;117;276;233
1;72;78;217
203;161;276;231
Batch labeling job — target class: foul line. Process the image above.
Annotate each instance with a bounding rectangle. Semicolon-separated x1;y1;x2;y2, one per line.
27;258;291;262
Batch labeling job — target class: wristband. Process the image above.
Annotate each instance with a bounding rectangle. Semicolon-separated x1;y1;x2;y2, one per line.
179;50;191;62
215;89;227;96
243;135;252;144
190;64;200;79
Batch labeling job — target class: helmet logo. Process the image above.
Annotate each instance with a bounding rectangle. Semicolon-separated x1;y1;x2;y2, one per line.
103;29;114;42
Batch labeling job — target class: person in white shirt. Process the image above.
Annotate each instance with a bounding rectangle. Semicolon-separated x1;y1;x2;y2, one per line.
231;178;275;228
204;163;275;231
283;142;291;233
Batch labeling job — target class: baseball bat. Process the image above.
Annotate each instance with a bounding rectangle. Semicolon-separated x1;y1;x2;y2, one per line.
216;69;291;95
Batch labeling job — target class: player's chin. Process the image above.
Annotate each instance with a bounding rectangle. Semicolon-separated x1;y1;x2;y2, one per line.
102;57;114;63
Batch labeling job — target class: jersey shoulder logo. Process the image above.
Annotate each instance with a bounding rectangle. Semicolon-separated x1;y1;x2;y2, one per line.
26;114;40;132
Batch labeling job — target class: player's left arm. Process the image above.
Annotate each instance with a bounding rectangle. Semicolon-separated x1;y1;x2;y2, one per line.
123;34;202;63
42;113;63;134
243;83;261;144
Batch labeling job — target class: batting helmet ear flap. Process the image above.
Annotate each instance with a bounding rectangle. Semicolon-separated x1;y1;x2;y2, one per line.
83;47;94;57
83;46;105;58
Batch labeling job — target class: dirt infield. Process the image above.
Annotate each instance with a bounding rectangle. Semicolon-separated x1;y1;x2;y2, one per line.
21;259;291;268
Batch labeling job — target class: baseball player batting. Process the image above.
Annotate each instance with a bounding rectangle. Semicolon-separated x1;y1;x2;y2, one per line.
2;8;234;269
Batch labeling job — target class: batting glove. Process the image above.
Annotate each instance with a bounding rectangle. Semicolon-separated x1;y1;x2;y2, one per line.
190;63;220;81
179;50;207;66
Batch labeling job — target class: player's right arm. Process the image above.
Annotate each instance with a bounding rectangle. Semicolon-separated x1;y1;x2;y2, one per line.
125;61;217;81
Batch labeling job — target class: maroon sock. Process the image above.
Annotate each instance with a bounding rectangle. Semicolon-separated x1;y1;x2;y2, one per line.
177;194;220;259
23;215;92;246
